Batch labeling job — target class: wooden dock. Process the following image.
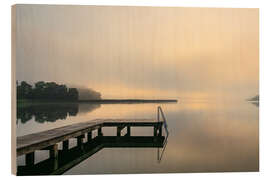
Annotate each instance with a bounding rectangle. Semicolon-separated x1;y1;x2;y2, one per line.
17;118;164;166
17;135;165;175
16;106;169;175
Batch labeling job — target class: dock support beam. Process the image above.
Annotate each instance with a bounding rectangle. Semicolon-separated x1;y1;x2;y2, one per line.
25;152;34;166
98;127;103;136
48;144;59;170
49;144;58;159
117;127;121;137
77;135;85;147
117;126;125;137
63;140;69;151
126;126;131;136
87;131;92;142
154;125;158;136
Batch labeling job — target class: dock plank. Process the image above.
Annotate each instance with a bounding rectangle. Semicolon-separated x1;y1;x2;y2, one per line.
17;118;160;156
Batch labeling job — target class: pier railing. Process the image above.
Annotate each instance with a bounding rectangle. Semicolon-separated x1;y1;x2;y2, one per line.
157;106;169;136
157;106;169;163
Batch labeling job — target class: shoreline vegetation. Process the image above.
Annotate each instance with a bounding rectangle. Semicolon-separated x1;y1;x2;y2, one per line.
247;95;259;102
247;95;259;107
16;81;178;105
17;81;80;101
16;81;101;101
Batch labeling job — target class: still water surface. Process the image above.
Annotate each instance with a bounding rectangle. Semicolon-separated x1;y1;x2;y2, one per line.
16;100;259;174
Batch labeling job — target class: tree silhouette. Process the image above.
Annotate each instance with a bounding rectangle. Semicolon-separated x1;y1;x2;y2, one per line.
17;81;79;101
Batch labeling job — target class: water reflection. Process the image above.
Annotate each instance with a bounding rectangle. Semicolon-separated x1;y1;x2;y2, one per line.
157;135;168;163
250;101;259;107
16;101;259;174
17;135;166;175
17;103;101;124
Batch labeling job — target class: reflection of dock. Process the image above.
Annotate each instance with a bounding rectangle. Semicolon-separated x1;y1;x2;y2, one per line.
17;107;169;175
17;136;165;175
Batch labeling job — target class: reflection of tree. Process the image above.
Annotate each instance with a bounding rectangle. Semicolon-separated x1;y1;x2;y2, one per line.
17;103;101;124
17;103;79;124
251;102;259;107
78;103;101;114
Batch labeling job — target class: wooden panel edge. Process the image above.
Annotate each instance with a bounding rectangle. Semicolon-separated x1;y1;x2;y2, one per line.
11;4;17;176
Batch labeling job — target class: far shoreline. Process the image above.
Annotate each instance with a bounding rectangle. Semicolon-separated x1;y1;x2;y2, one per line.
78;99;178;104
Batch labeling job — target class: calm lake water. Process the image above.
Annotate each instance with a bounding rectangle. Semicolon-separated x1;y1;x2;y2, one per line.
16;100;259;174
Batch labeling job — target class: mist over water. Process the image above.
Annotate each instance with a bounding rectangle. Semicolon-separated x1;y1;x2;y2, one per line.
15;5;259;100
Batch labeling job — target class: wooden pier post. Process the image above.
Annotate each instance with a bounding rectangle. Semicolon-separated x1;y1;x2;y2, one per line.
77;135;85;147
117;127;121;137
98;127;103;136
126;126;131;136
50;144;59;170
49;144;58;159
117;126;125;137
53;156;58;170
154;125;158;136
63;140;69;151
87;131;92;142
25;152;34;166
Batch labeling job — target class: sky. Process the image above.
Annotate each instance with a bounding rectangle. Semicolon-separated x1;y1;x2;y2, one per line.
14;5;259;100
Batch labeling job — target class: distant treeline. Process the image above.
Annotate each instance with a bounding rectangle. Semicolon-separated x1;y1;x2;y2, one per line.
248;95;259;101
17;81;79;101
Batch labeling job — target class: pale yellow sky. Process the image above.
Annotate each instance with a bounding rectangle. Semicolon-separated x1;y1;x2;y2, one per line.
15;5;259;99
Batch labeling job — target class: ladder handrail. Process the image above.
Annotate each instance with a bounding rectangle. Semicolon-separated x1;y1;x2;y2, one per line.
157;106;169;135
157;106;169;163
